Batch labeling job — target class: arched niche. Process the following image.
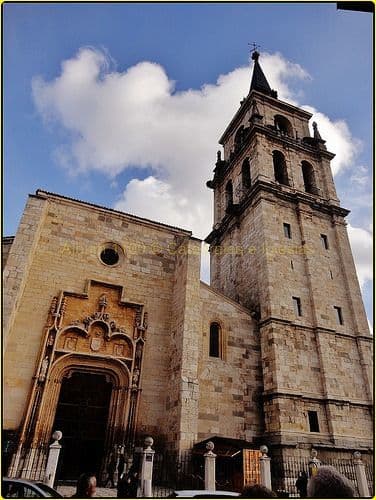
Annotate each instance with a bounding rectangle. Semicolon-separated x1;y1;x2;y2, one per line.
274;114;293;137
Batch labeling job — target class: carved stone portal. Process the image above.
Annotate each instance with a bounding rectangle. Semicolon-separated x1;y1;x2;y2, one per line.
9;280;148;480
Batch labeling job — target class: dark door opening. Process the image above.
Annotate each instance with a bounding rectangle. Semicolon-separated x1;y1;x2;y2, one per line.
53;371;112;480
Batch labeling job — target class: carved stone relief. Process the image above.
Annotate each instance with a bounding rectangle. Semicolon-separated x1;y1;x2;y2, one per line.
13;280;149;477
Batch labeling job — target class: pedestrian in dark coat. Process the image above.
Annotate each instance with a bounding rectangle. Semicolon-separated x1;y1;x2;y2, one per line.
296;471;308;498
117;464;139;498
105;454;117;488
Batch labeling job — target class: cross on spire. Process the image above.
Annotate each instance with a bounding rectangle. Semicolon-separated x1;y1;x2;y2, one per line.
248;42;260;53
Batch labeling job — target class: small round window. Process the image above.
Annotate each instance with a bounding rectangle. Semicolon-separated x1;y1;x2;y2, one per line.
99;242;124;267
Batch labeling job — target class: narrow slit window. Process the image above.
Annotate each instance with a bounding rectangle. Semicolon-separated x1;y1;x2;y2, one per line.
283;223;292;239
308;411;320;432
290;260;294;270
209;322;221;358
225;180;233;210
320;234;329;250
242;159;251;189
293;297;302;316
334;306;343;325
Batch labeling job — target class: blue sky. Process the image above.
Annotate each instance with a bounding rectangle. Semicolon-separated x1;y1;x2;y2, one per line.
3;2;373;325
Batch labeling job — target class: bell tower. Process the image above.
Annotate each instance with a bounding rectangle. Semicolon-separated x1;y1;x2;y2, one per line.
206;51;372;457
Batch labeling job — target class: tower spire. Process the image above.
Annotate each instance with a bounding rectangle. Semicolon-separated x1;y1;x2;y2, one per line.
249;48;277;98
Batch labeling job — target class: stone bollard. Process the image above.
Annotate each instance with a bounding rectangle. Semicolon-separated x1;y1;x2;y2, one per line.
259;445;271;490
353;451;370;497
204;441;217;491
44;431;62;487
140;436;155;497
308;449;321;478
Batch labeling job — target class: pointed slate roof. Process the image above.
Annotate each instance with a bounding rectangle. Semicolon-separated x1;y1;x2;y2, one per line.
249;50;277;98
250;51;271;94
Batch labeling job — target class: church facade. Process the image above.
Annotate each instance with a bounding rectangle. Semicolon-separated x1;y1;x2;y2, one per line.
3;53;373;481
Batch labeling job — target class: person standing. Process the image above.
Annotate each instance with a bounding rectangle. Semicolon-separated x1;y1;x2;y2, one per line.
117;464;139;498
307;466;354;498
295;471;308;498
105;454;116;488
71;473;97;498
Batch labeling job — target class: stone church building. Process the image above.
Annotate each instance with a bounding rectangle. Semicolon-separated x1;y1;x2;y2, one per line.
3;52;373;482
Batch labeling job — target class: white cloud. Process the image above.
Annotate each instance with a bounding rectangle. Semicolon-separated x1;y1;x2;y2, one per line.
347;224;373;288
302;107;361;176
350;165;370;187
32;47;371;294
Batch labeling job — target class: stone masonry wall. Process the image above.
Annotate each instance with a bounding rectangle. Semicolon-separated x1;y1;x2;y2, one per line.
3;193;192;441
167;237;202;451
199;283;263;444
3;196;48;351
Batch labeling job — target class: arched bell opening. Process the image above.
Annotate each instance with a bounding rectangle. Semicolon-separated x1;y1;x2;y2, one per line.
301;160;318;194
274;114;293;137
272;150;290;186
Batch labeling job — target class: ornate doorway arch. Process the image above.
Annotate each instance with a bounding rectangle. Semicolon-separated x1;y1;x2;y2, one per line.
37;354;131;466
46;355;129;479
9;281;148;480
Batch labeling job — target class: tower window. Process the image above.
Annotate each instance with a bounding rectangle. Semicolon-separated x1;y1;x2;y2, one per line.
273;151;289;186
234;126;244;151
320;234;329;250
293;297;302;316
301;161;317;194
225;180;233;209
283;223;292;239
274;115;293;137
308;411;320;432
242;159;251;189
209;322;222;358
334;306;344;325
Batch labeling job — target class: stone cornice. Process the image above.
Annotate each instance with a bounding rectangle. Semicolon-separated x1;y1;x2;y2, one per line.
209;123;334;193
219;90;312;144
258;317;372;341
262;391;372;408
205;181;349;244
215;122;334;183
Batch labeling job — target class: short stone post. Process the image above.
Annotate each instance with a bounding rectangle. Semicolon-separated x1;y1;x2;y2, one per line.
204;441;217;491
259;445;271;490
308;449;321;478
44;431;62;487
140;436;155;497
353;451;370;497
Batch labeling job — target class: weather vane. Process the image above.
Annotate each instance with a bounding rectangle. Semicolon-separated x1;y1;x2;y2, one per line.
248;42;260;53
